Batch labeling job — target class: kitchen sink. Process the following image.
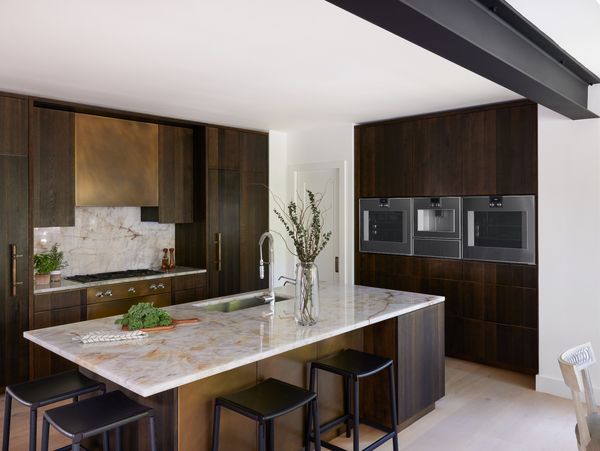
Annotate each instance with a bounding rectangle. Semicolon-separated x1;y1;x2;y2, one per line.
198;294;291;313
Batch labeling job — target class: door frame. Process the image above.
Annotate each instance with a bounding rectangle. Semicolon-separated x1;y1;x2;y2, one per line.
288;160;349;284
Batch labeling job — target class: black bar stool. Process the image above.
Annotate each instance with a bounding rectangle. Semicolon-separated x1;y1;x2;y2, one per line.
40;390;157;451
2;369;105;451
308;349;398;451
211;377;321;451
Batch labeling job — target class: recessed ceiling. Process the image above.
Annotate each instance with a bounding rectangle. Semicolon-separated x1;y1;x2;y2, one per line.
0;0;520;131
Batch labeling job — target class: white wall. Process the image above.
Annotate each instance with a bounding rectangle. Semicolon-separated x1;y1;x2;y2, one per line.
536;106;600;397
269;124;355;284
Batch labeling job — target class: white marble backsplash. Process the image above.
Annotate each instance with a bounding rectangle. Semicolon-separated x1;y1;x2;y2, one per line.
34;207;175;276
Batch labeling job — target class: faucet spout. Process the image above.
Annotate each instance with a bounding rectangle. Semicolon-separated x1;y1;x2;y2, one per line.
258;232;275;304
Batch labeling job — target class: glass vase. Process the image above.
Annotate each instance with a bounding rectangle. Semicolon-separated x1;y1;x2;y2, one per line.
295;261;319;326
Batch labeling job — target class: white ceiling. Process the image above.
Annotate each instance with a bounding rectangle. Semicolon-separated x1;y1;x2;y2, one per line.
507;0;600;79
0;0;522;131
3;1;598;131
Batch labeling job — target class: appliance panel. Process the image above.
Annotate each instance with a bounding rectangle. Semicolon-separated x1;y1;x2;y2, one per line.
413;238;461;259
413;197;461;240
463;195;535;265
359;197;412;255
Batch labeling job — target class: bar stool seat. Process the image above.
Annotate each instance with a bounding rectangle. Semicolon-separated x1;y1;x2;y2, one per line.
212;378;321;450
309;349;399;451
41;390;157;451
3;370;105;451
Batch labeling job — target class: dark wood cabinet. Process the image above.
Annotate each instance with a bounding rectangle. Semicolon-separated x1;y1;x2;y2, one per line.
172;273;208;304
142;125;195;223
31;290;84;379
207;128;269;297
355;100;539;375
157;125;194;223
0;96;28;156
362;303;445;427
31;106;75;227
0;154;30;388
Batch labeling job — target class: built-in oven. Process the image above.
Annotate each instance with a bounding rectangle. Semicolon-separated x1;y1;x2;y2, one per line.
413;197;462;259
359;198;412;255
462;195;536;265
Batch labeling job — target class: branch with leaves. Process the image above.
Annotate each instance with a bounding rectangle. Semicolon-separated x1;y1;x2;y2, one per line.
273;189;332;263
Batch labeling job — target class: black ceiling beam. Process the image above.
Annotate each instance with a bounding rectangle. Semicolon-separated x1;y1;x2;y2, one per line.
326;0;599;119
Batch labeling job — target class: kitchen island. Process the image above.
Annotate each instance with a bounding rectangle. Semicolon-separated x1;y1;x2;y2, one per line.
25;284;444;450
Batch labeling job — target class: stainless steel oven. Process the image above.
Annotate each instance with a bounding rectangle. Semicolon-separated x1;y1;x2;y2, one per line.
359;198;412;255
462;195;535;265
412;197;462;259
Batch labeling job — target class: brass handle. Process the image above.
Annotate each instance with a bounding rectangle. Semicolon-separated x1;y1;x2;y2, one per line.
10;244;23;297
215;233;222;271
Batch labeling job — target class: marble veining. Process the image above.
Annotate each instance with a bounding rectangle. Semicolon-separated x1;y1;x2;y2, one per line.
34;207;174;277
33;266;207;294
25;284;444;397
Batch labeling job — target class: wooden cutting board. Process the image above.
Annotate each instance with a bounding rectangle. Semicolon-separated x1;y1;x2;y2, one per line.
122;318;199;332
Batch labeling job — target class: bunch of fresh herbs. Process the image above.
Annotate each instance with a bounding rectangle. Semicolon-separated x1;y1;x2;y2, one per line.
33;244;66;274
115;303;172;330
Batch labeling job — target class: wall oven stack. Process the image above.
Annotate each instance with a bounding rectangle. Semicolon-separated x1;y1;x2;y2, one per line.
360;195;536;265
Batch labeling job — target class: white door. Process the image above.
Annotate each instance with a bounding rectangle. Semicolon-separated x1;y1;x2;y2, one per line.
292;165;341;284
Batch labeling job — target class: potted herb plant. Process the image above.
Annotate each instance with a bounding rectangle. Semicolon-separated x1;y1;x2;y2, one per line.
274;189;331;326
33;244;67;285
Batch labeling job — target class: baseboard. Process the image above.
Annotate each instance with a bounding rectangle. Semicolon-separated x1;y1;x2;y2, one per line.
536;374;575;399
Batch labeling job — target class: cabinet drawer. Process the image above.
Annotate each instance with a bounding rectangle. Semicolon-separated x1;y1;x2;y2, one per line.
173;287;208;305
87;293;171;320
172;273;207;291
87;278;171;304
35;290;83;313
485;323;538;374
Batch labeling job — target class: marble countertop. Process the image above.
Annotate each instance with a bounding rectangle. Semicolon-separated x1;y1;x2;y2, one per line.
33;266;207;294
24;284;444;397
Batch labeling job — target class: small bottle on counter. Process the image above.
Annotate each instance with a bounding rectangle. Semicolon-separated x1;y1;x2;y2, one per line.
161;248;170;271
169;248;176;269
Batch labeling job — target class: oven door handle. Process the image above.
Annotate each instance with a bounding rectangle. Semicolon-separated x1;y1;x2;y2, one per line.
467;211;475;247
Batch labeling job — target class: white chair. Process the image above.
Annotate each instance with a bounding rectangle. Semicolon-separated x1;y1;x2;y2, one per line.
559;343;600;451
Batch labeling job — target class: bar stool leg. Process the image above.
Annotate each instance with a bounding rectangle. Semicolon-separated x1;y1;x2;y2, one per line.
388;364;399;451
102;430;110;451
343;376;351;438
266;419;274;451
312;399;321;451
72;441;81;451
258;421;266;451
2;392;11;451
148;415;158;451
40;417;50;451
29;408;37;451
211;403;221;451
115;426;123;451
305;400;313;450
352;377;360;451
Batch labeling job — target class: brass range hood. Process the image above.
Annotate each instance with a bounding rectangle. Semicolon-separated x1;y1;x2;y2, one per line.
75;113;159;207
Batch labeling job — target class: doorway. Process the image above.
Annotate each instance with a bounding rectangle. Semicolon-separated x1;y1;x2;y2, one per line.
289;161;348;284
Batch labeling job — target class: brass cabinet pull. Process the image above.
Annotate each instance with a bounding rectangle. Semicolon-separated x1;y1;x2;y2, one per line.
215;233;222;271
10;244;23;297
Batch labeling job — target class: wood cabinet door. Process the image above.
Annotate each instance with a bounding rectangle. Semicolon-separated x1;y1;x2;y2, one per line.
0;96;28;156
0;155;29;387
207;169;241;297
359;123;414;197
412;116;463;196
157;125;194;223
31;106;75;227
461;109;496;195
32;306;82;379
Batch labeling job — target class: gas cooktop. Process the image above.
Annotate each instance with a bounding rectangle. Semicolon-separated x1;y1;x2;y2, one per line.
66;269;163;284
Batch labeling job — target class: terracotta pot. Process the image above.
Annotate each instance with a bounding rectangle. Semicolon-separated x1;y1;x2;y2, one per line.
35;273;51;286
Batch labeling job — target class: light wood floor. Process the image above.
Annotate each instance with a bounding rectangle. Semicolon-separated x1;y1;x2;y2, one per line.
0;358;577;450
333;358;577;451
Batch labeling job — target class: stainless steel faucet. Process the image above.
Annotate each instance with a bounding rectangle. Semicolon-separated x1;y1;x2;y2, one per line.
259;232;275;303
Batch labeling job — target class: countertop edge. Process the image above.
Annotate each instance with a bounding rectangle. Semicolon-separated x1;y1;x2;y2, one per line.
33;267;207;295
25;294;444;397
